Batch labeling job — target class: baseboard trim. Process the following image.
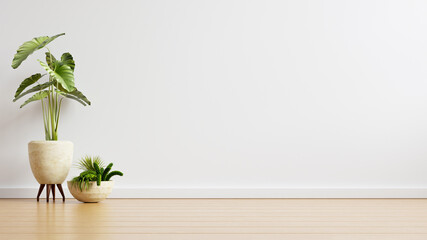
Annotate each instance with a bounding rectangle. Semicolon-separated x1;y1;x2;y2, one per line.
0;187;427;198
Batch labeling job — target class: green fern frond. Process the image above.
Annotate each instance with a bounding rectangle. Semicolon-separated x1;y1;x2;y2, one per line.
80;170;96;177
75;155;105;171
92;156;104;168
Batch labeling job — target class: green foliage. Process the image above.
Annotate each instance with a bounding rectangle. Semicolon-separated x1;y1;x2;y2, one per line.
38;60;75;92
102;163;113;180
64;89;91;105
45;52;57;68
106;171;124;181
97;173;102;186
71;170;98;191
14;73;44;98
10;33;90;140
75;155;104;171
20;90;49;108
70;156;124;191
14;81;54;102
11;33;64;69
93;162;100;173
61;52;75;71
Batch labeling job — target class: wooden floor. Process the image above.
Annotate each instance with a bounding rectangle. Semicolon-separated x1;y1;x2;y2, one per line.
1;199;427;239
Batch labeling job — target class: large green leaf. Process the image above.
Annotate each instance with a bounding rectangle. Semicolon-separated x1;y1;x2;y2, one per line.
20;90;49;108
45;52;57;69
38;60;75;92
61;52;75;71
53;80;90;106
67;89;90;105
11;33;65;69
14;81;54;102
12;36;48;69
61;92;87;106
14;73;44;98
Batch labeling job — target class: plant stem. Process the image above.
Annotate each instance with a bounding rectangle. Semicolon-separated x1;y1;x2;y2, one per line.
41;48;63;141
41;98;49;140
55;98;63;132
50;85;57;140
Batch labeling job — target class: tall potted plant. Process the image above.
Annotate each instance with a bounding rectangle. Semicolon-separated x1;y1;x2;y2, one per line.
11;33;90;202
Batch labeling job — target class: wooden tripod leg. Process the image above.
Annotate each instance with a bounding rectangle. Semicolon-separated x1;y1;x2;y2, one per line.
46;184;50;202
51;184;55;201
37;184;45;202
57;184;65;202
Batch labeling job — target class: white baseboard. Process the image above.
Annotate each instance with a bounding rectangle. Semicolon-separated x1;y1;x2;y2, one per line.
1;187;427;198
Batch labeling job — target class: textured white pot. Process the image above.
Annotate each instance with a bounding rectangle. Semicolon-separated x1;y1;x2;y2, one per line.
67;181;114;203
28;141;73;184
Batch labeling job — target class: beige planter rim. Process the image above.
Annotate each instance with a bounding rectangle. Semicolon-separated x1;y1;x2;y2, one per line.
29;140;73;143
68;180;114;190
67;180;114;203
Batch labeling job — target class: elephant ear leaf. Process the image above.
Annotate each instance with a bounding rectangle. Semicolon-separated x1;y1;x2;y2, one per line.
56;84;91;106
38;60;75;92
11;33;65;69
45;52;57;69
61;52;75;71
14;73;44;98
14;81;54;102
60;92;87;106
20;90;49;108
67;89;90;105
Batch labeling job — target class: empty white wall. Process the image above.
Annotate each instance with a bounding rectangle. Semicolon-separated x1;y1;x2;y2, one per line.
1;0;427;197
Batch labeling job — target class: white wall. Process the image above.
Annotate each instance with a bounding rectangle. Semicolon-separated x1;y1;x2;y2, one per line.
1;0;427;197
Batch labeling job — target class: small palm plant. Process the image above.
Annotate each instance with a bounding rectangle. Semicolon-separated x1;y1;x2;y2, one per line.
11;33;90;140
71;156;123;191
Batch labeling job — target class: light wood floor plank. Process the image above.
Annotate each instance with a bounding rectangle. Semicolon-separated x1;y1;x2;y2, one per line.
1;198;427;239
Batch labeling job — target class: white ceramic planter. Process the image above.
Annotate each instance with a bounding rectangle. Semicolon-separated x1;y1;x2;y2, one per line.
67;181;114;203
28;141;73;184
